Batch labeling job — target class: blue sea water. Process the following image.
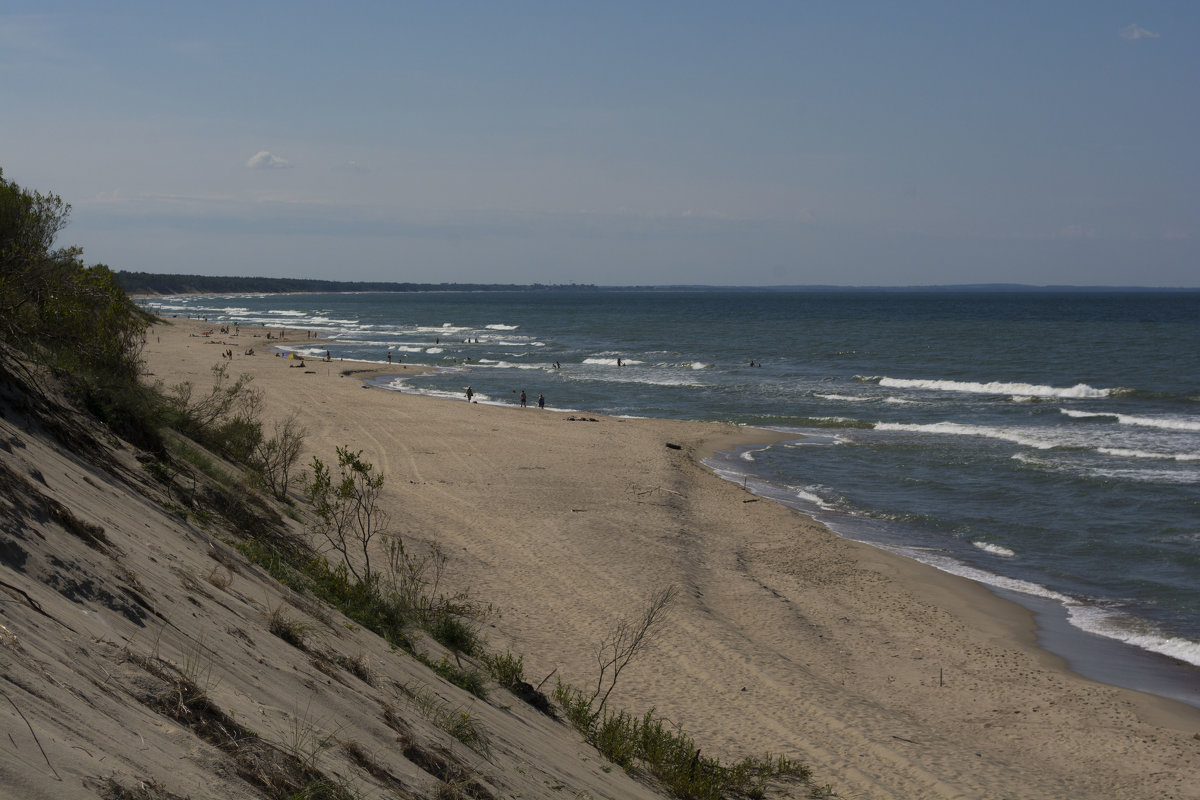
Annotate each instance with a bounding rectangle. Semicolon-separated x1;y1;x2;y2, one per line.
142;290;1200;701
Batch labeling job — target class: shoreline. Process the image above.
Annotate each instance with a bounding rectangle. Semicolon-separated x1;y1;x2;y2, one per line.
140;316;1200;799
704;445;1200;712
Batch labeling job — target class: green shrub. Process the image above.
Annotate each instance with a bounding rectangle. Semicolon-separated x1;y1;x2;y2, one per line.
481;649;525;691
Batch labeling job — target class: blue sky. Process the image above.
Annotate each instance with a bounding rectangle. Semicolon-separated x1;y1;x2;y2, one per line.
2;2;1196;286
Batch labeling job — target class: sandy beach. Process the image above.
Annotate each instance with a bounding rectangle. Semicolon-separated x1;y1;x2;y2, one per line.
129;317;1200;799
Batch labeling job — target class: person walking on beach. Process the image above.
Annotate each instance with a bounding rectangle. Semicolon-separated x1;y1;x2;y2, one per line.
466;386;473;403
538;393;545;410
520;390;527;407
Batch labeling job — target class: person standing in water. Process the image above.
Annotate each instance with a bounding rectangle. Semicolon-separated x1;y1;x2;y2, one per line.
466;386;473;403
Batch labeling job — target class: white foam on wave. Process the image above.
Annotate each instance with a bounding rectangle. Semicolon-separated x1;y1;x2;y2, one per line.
876;376;1111;399
874;421;1061;450
881;421;1197;462
905;551;1075;603
690;362;708;370
1067;606;1200;667
973;541;1016;557
426;347;444;354
380;381;481;403
309;316;358;326
1097;447;1200;462
1061;408;1200;432
792;486;838;510
885;549;1200;668
815;393;867;402
1013;452;1200;484
485;324;519;330
738;445;772;462
472;360;554;371
583;357;645;366
266;309;306;317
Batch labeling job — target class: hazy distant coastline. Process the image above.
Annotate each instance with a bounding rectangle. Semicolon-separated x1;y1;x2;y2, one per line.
117;271;1198;296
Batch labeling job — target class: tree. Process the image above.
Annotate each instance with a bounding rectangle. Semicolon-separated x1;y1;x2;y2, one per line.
0;169;146;377
1;169;74;340
303;447;390;582
252;413;307;501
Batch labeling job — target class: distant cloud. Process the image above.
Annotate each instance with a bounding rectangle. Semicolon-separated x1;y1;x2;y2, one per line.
246;151;292;169
334;160;371;173
1118;23;1159;41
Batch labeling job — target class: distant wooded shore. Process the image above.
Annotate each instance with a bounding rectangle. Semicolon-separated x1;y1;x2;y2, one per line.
117;271;1196;296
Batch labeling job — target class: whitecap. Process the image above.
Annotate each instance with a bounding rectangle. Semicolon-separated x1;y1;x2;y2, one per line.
1097;447;1200;462
1062;408;1200;432
878;376;1111;399
973;541;1016;558
874;421;1061;450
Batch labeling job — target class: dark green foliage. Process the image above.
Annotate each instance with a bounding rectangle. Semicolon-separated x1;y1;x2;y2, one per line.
76;373;171;454
480;650;525;692
1;170;147;381
426;614;482;657
166;364;264;463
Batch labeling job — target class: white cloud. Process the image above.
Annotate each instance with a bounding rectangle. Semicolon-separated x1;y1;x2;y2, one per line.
246;151;292;169
1118;23;1159;41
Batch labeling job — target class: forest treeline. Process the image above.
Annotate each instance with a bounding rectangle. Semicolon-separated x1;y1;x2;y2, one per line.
117;271;599;295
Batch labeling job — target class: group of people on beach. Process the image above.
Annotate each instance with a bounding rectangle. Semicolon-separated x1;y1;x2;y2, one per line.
464;386;545;409
517;389;545;409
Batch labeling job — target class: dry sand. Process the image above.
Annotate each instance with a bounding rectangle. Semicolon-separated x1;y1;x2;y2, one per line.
142;317;1200;799
5;315;1194;799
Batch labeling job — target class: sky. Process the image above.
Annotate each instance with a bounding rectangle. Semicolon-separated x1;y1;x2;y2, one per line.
2;1;1197;287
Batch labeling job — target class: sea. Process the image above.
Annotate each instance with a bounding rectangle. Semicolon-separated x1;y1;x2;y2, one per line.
139;289;1200;707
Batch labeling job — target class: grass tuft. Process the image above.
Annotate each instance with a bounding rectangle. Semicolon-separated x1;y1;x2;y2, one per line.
267;604;310;650
554;680;813;800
